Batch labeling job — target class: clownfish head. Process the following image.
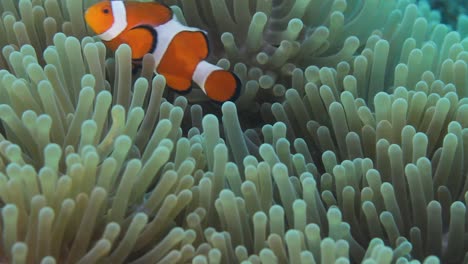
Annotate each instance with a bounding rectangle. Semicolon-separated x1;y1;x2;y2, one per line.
85;1;128;41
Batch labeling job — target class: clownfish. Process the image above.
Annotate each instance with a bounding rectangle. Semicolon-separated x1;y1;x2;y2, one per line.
85;0;241;103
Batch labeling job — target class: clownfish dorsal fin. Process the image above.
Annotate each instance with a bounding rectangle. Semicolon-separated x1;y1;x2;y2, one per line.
123;1;173;28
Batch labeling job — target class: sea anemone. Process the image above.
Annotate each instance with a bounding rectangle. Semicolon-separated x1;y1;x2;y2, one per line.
0;0;467;263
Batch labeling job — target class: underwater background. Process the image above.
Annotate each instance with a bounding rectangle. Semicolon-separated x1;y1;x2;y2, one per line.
0;0;468;263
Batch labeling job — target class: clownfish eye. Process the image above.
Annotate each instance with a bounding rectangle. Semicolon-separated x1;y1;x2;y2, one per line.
102;8;110;14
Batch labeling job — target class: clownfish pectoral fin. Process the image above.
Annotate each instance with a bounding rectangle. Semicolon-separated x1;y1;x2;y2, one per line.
118;26;157;61
193;61;241;103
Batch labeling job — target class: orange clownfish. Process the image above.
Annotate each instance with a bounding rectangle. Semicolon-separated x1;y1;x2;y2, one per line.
85;0;241;103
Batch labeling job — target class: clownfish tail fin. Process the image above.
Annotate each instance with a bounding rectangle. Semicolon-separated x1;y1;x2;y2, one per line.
192;61;242;103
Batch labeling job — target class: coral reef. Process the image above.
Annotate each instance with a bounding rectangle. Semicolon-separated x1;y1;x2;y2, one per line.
0;0;468;263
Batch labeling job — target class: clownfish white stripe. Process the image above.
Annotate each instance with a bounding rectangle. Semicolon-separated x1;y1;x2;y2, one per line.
98;1;127;41
153;17;205;67
192;61;223;93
